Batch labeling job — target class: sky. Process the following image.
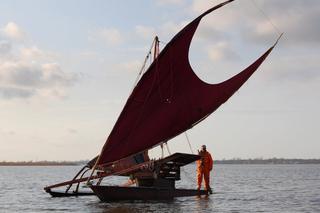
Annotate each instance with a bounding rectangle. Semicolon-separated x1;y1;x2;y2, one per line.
0;0;319;161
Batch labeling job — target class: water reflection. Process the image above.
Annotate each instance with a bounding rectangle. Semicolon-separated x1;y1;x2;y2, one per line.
88;200;184;213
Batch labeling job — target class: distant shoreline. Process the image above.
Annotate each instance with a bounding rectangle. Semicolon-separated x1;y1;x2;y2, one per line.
1;158;320;166
0;161;87;166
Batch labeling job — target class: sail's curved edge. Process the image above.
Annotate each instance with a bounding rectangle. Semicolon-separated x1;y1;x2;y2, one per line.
216;34;282;100
188;32;282;88
190;34;282;128
170;0;235;45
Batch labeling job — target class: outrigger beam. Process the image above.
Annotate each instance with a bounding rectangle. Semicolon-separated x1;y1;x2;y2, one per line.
44;173;107;191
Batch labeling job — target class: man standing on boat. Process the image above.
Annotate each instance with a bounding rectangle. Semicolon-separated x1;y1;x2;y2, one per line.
197;145;213;194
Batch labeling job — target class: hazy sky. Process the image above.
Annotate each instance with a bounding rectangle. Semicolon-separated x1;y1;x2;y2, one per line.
0;0;319;161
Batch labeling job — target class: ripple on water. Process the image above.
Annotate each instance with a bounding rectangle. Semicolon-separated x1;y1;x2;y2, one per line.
0;164;320;212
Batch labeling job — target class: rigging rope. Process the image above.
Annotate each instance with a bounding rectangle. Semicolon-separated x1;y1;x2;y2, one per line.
131;37;157;91
164;142;171;155
181;131;196;184
159;40;168;45
184;131;194;154
160;143;164;158
249;0;282;36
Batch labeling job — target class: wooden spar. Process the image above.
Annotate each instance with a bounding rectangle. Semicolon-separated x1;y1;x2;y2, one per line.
44;173;107;191
85;155;101;185
65;165;88;193
74;168;91;193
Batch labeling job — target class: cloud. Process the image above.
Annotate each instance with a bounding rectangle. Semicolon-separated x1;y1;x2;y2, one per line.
264;53;320;83
0;40;12;54
89;28;124;45
135;25;156;40
246;0;320;45
207;42;239;61
189;0;320;46
0;61;77;99
0;61;43;87
161;21;189;37
20;46;54;61
67;128;78;134
0;22;77;100
134;20;189;44
117;60;142;73
135;21;188;41
0;128;16;135
0;86;34;99
191;0;217;13
156;0;184;6
190;0;253;42
1;22;25;40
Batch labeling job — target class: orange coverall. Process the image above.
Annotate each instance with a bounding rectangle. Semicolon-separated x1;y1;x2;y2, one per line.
197;151;213;190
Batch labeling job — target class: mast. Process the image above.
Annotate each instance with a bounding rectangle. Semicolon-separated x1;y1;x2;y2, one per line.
86;35;162;184
153;36;159;61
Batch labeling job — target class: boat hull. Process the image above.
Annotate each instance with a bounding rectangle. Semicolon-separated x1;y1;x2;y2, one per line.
90;185;208;201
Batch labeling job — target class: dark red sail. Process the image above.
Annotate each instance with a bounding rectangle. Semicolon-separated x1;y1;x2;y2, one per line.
97;0;279;166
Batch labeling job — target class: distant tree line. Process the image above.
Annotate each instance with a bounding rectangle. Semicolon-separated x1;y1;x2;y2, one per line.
0;160;88;166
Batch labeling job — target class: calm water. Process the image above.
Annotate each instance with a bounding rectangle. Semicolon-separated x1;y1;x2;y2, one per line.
0;164;319;212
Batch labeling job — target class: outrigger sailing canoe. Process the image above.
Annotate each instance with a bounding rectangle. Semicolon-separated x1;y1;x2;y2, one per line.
44;0;281;200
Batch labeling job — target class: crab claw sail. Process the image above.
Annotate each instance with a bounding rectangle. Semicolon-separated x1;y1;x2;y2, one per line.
97;0;280;166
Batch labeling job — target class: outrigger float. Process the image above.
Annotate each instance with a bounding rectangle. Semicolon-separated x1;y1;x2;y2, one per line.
44;0;281;201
